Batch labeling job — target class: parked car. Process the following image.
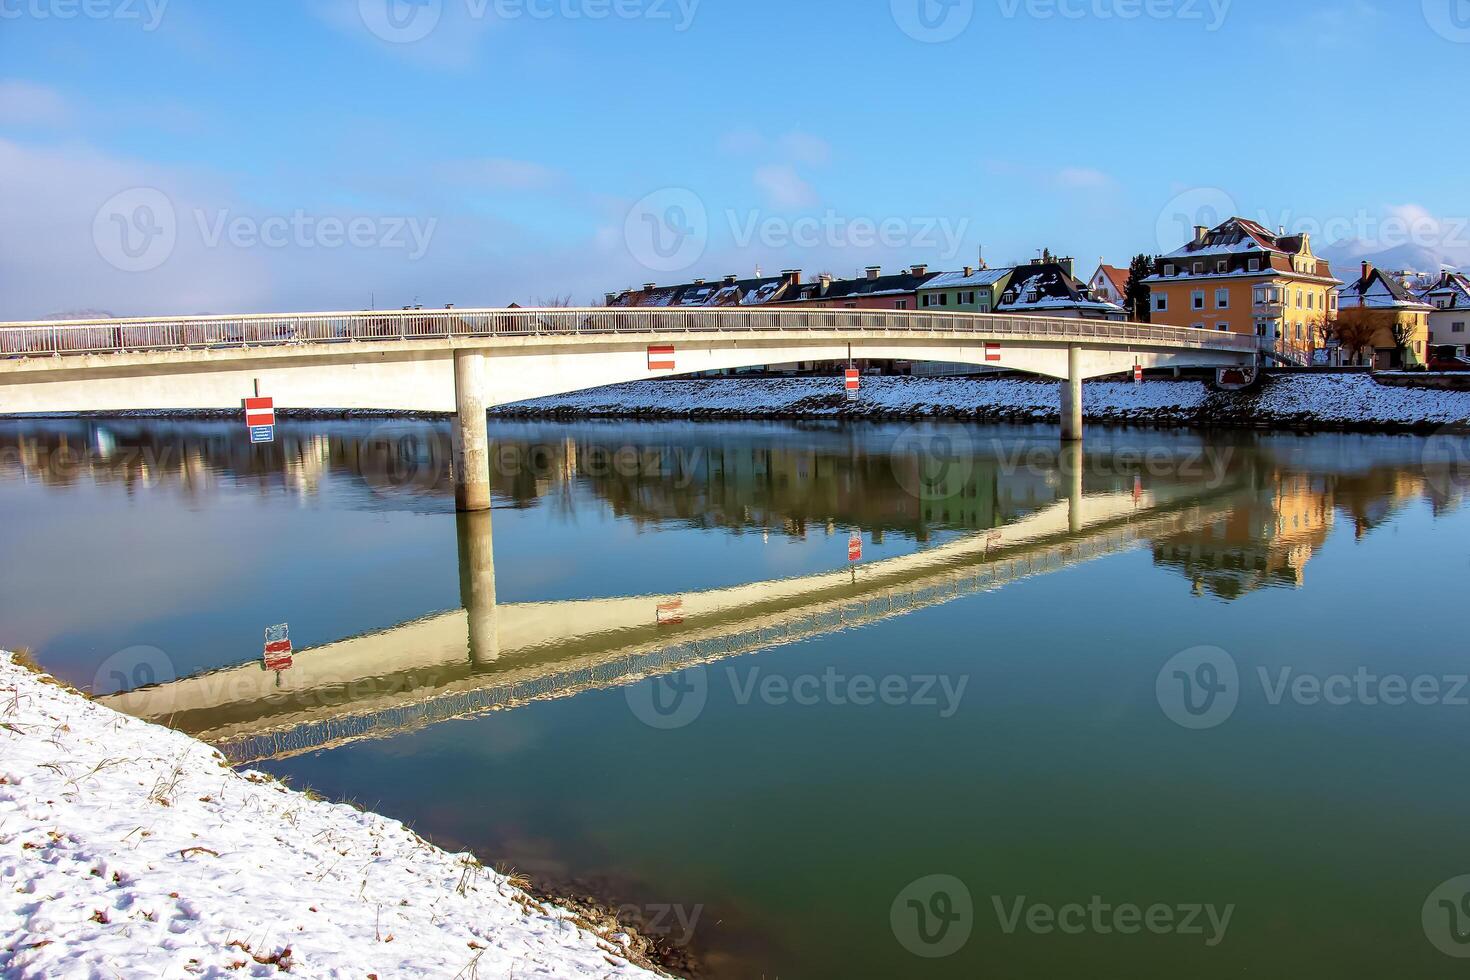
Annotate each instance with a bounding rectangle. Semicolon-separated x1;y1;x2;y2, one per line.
1428;347;1470;372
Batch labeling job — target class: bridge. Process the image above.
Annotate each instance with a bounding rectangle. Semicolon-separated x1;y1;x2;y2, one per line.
0;307;1258;510
100;451;1247;765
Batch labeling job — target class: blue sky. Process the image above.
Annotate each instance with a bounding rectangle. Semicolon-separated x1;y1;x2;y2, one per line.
1;0;1468;318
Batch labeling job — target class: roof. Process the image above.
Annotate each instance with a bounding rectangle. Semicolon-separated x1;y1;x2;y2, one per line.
1339;266;1435;311
919;268;1013;290
772;270;940;304
996;262;1126;316
1422;272;1470;310
1149;216;1337;284
608;275;791;308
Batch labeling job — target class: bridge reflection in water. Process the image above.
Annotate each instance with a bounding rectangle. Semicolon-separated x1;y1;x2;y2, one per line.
81;422;1464;767
103;439;1243;764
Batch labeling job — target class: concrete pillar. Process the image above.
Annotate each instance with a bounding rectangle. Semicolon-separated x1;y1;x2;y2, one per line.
1060;345;1083;443
452;348;492;512
1064;441;1084;534
456;509;499;665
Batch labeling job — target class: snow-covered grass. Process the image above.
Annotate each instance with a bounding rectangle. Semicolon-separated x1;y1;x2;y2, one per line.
497;373;1470;429
0;652;664;980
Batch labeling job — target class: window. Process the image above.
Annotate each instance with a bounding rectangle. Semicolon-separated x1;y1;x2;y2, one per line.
922;294;936;308
894;300;908;310
959;291;976;305
940;293;949;306
1454;322;1466;334
1164;263;1176;277
1217;260;1228;273
1296;290;1304;308
1193;262;1204;275
1296;322;1304;341
1307;293;1315;310
1217;323;1230;332
1193;322;1206;330
1216;289;1230;310
1248;258;1261;273
1154;294;1168;312
1192;290;1205;310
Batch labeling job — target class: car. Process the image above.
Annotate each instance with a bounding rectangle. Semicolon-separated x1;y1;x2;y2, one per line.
1427;347;1470;371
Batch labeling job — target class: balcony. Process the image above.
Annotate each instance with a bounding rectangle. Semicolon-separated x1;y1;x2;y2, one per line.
1252;299;1285;316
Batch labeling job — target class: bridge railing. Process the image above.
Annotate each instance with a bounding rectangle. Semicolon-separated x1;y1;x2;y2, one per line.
0;307;1259;357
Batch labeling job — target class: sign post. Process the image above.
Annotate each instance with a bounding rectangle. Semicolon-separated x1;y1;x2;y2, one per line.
848;533;863;563
1133;363;1144;384
244;396;275;444
263;623;292;671
844;368;861;400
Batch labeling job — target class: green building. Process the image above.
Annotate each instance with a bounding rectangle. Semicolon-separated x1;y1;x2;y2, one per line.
915;266;1014;313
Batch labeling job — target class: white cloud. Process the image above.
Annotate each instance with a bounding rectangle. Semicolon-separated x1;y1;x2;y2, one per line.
753;164;817;210
779;132;832;168
0;80;71;127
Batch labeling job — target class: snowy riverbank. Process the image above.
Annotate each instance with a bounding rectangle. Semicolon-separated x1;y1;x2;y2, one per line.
0;653;666;979
494;373;1470;431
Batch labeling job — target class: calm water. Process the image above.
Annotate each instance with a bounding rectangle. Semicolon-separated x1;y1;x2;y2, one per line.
5;417;1470;977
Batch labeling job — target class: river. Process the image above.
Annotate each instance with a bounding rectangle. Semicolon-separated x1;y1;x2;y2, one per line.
4;417;1469;977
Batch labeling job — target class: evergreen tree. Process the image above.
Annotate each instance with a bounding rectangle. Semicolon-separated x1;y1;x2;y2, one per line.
1125;254;1155;323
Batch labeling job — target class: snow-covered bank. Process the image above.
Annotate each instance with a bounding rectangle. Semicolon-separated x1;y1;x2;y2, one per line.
0;653;666;979
495;374;1470;431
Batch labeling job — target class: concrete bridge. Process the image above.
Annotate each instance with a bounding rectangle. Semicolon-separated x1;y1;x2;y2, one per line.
0;308;1258;509
100;453;1246;765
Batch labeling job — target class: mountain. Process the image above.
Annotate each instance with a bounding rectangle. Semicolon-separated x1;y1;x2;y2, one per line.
1319;240;1465;280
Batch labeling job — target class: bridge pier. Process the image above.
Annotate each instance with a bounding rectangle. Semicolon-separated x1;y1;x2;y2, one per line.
1065;442;1084;534
452;349;492;512
456;509;499;664
1060;345;1083;443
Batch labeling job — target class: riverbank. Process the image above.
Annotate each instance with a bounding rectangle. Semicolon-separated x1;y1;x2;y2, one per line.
0;652;669;979
493;373;1470;432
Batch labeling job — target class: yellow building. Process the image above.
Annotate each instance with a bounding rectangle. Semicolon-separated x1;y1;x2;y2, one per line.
1336;262;1434;369
1146;217;1341;365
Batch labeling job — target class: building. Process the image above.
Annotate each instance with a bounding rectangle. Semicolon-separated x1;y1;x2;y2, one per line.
1087;262;1131;310
1337;262;1435;369
1420;271;1470;358
770;265;940;310
605;272;797;308
915;266;1015;313
1145;217;1340;365
995;258;1126;320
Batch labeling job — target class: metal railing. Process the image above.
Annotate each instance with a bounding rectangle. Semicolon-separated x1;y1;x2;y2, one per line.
0;307;1260;358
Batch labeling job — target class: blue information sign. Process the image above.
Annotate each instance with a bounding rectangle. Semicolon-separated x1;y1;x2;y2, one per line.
250;425;275;444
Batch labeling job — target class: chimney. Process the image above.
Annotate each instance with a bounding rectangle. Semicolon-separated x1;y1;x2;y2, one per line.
963;266;974;278
866;265;882;280
643;283;656;291
782;269;802;286
692;278;705;286
1362;260;1374;282
819;273;833;289
724;274;738;285
444;303;455;309
605;292;619;305
910;263;928;276
1194;225;1209;244
1059;256;1074;277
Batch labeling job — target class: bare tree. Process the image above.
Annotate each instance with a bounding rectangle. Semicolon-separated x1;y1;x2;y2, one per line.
1336;314;1381;367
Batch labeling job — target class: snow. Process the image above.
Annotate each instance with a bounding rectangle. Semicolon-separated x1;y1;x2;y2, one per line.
0;653;664;980
497;373;1470;429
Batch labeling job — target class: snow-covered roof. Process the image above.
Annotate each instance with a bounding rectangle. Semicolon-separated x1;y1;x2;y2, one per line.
1339;267;1435;311
1422;272;1470;310
996;264;1126;317
920;268;1013;290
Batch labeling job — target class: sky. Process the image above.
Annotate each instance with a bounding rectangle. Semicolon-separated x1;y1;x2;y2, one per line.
1;0;1469;319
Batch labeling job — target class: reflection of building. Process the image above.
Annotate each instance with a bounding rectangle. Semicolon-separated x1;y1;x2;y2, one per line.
1151;474;1334;599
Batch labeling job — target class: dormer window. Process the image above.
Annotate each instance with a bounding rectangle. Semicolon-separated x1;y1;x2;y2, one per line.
1164;263;1176;277
1193;262;1204;275
1248;258;1260;273
1217;261;1228;274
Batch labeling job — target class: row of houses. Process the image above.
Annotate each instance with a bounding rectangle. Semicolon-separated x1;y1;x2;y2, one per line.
607;216;1470;370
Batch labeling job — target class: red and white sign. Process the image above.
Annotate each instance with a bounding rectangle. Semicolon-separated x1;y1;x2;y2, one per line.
648;345;676;371
985;343;1003;363
848;533;863;562
656;599;685;626
263;623;293;672
1133;364;1144;383
845;369;861;392
244;396;275;428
